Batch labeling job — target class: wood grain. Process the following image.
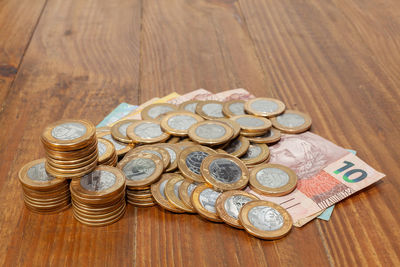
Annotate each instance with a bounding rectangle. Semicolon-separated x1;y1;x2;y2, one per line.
0;0;399;266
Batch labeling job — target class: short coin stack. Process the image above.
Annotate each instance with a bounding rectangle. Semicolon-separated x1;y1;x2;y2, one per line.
41;119;98;179
97;138;117;166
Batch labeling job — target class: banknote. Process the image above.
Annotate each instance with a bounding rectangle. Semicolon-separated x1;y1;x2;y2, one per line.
97;103;138;127
246;132;385;227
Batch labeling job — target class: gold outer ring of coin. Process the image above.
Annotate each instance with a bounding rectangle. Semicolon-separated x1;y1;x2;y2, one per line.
188;120;233;146
249;163;298;196
111;119;138;143
23;189;70;201
24;193;71;206
178;179;199;210
222;99;245;118
239;200;293;240
160;111;204;137
244;97;286;118
191;183;222;222
24;197;71;209
43;137;98;159
246;128;281;144
240;143;270;166
166;136;180;144
96;132;133;156
41;119;96;150
214;118;241;139
200;153;249;191
150;174;185;213
96;126;111;133
270;110;312;134
153;143;180;172
97;138;116;163
164;174;194;213
221;136;250;158
126;119;170;144
177;145;217;183
18;158;67;190
215;190;260;229
195;100;225;120
117;153;164;188
126;145;171;170
231;115;272;133
178;100;201;113
239;129;270;137
140;103;178;120
126;200;156;207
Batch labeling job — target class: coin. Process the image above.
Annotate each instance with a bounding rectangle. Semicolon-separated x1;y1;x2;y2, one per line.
45;156;98;175
117;153;163;188
195;100;225;120
73;204;126;227
127;145;170;170
166;136;181;144
97;138;116;163
126;200;156;207
141;103;178;120
231;115;272;133
200;153;249;191
215;190;259;229
43;137;98;160
97;132;132;157
178;179;200;210
111;119;138;143
151;174;185;213
126;120;170;144
155;143;180;172
191;184;222;222
160;111;204;137
96;126;111;133
239;200;292;240
215;118;241;139
177;145;217;182
222;136;250;157
188;120;233;146
270;110;312;134
222;100;245;117
25;202;71;214
244;98;286;118
164;173;194;213
47;151;99;170
240;143;270;165
246;128;281;144
179;100;201;113
249;164;297;196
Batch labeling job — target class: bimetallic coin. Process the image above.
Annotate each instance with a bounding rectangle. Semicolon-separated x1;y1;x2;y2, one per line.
97;138;116;163
155;143;180;172
240;143;270;166
177;145;217;182
178;179;200;210
127;145;170;170
195;101;225;120
191;184;222;222
222;136;250;157
231;115;272;133
151;174;185;213
270;110;312;134
200;154;249;191
215;118;241;139
111;119;137;143
216;190;259;229
188;120;233;146
96;126;111;133
126;120;170;144
239;200;292;240
97;132;132;157
245;98;285;118
222;100;246;117
164;174;194;213
141;103;178;120
160;111;204;137
179;100;201;113
249;163;297;196
246;128;281;144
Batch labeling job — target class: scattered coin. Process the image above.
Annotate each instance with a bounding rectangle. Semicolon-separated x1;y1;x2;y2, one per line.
160;111;204;137
231;115;272;134
126;120;170;144
215;118;241;139
141;103;178;120
240;143;270;166
164;173;194;213
151;174;185;213
222;100;246;117
97;132;132;157
188;120;233;146
155;143;180;172
97;138;117;166
179;100;202;113
127;145;170;170
270;110;312;134
222;136;250;157
191;184;222;222
178;179;200;210
111;119;138;143
244;98;285;118
246;128;281;144
195;100;225;120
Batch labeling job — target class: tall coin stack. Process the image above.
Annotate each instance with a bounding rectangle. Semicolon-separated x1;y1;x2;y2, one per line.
41;119;98;179
70;166;126;226
18;158;71;214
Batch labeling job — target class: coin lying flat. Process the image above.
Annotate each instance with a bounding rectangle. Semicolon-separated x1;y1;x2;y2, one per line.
215;190;259;229
239;200;292;240
111;119;138;143
244;98;286;118
222;136;250;157
240;143;270;166
177;145;217;182
222;100;245;117
246;128;281;144
191;184;222;222
270;110;312;134
179;100;202;113
200;154;249;191
126;120;170;144
155;143;180;172
188;120;233;146
97;132;132;157
96;126;111;133
249;164;297;196
165;173;194;213
178;179;200;210
141;103;178;120
160;111;204;137
231;115;272;133
195;100;225;120
151;174;185;213
127;145;170;170
215;118;241;139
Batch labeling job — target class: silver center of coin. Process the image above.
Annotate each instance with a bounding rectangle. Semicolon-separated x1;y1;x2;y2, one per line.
122;158;156;181
256;167;290;188
250;99;279;113
276;113;305;127
241;145;262;159
235;117;264;128
199;188;221;213
27;162;54;181
209;158;242;184
51;122;87;140
248;206;284;231
98;142;107;157
195;124;226;139
118;122;132;136
140;150;162;160
187;183;198;196
184;103;198;113
167;115;198;130
185;151;209;175
174;180;183;199
224;195;253;220
80;170;116;191
102;134;126;151
163;147;176;163
147;106;175;119
134;122;164;139
228;102;245;115
159;180;168;198
224;138;242;153
202;103;224;118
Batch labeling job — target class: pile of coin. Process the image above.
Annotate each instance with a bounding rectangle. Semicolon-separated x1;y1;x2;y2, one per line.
97;138;117;166
70;166;126;226
41;119;98;179
18;158;71;214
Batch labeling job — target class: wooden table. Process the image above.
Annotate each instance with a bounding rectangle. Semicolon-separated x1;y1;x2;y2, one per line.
1;0;399;265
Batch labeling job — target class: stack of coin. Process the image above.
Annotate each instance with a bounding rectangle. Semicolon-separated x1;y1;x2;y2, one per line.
19;159;71;214
70;166;126;226
41;119;98;179
97;138;117;166
231;114;272;137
